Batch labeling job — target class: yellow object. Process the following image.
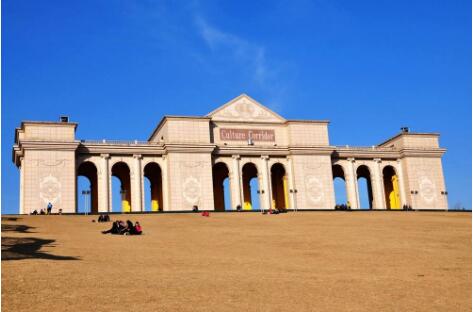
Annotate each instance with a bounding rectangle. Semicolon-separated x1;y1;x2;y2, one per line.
122;200;131;213
151;199;159;212
283;176;289;209
389;175;401;209
244;201;252;210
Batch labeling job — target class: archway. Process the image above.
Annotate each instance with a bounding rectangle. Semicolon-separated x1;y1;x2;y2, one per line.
270;163;289;211
212;162;231;211
77;161;98;214
111;162;131;212
383;166;401;210
144;162;163;212
332;164;348;207
356;165;374;209
242;162;260;210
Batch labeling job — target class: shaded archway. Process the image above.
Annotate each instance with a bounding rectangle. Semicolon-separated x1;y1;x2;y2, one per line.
332;164;348;207
111;162;131;212
77;161;98;214
212;162;230;211
144;162;163;212
242;162;260;210
270;163;289;211
383;166;401;209
356;165;374;209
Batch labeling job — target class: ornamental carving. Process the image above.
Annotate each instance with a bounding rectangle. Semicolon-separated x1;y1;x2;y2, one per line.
305;175;324;204
419;177;436;203
39;174;61;205
182;176;201;205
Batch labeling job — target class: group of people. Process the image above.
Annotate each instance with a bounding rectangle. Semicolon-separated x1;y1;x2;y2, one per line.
97;214;111;222
334;203;351;210
102;220;142;235
31;202;55;215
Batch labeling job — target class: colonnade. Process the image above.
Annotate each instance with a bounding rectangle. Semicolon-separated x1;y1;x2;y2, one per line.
77;154;408;212
213;155;294;211
332;158;407;209
77;154;164;213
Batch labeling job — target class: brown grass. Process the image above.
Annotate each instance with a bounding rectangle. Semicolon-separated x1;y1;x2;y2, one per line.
2;212;471;312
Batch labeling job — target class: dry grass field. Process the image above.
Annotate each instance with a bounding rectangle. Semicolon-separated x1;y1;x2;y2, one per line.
2;212;471;312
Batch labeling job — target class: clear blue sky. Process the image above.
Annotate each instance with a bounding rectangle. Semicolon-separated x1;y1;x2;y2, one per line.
2;0;471;214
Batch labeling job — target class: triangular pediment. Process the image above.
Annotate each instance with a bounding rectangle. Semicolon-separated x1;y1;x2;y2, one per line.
207;94;286;123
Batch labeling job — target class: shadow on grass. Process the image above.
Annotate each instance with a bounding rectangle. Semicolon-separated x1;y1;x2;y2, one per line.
1;217;20;222
2;223;36;234
2;237;79;261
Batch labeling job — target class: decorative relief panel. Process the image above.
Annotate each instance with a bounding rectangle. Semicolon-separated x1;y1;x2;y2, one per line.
305;175;324;204
179;161;205;205
419;176;437;203
182;176;201;205
39;174;62;205
211;97;283;122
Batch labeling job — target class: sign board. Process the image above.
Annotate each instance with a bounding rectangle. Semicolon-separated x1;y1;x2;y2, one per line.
219;128;275;142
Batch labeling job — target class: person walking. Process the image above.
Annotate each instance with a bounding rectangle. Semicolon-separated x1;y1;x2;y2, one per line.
47;202;53;214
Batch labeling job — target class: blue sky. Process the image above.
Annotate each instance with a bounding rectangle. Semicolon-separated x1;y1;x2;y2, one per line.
2;0;471;213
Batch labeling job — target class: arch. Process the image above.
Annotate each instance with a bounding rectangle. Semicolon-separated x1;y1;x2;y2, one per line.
383;165;401;209
332;164;348;207
356;165;374;209
111;162;131;212
270;163;289;211
242;162;260;210
212;162;230;211
144;162;163;212
77;161;98;213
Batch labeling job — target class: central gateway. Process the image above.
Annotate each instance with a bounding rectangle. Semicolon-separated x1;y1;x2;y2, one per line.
12;94;449;214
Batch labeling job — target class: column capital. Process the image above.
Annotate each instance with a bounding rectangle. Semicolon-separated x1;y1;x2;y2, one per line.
396;159;402;164
232;155;241;160
100;153;110;159
347;157;355;162
373;158;382;163
261;155;269;160
133;154;143;159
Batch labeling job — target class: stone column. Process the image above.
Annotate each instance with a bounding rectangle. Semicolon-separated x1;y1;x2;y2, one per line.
260;156;271;211
19;157;24;214
372;158;386;209
162;155;169;211
231;155;242;209
286;156;296;210
346;158;359;209
99;154;110;212
396;159;407;207
132;154;143;212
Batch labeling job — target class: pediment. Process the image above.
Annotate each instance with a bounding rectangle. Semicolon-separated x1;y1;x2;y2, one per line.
207;94;286;123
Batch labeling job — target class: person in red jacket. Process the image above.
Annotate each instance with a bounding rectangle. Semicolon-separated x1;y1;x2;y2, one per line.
131;222;142;235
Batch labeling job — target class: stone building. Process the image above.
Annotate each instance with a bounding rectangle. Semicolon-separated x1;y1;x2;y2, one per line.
12;94;449;214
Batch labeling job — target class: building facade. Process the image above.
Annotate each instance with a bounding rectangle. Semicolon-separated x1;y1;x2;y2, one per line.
12;94;449;214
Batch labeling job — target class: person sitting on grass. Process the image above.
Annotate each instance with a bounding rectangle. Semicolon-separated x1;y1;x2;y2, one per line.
130;222;142;235
102;220;128;235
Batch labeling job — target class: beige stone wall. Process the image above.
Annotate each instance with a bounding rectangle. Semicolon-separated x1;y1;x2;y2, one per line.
380;133;439;149
22;124;76;141
150;123;168;143
291;154;335;209
166;152;214;211
287;122;329;146
166;119;210;143
22;150;76;214
402;157;448;209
